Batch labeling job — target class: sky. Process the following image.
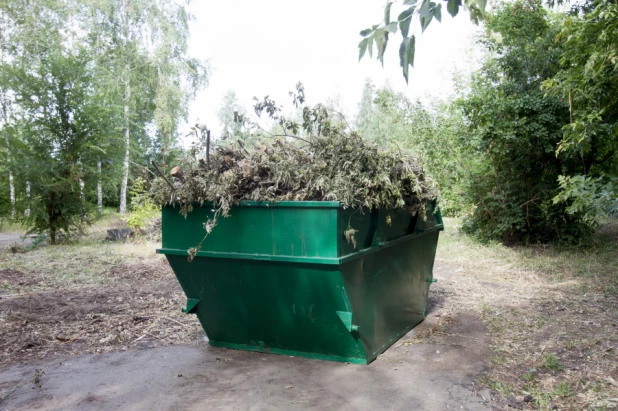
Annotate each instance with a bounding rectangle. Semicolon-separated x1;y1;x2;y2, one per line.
182;0;482;144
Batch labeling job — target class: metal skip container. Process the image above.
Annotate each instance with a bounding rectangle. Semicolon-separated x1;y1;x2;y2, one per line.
157;201;443;364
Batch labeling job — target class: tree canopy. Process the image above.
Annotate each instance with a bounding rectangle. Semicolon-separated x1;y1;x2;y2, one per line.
0;0;207;242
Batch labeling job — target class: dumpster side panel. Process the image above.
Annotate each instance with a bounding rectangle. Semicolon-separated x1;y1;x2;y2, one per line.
162;204;339;258
340;230;440;362
160;202;443;364
166;255;368;363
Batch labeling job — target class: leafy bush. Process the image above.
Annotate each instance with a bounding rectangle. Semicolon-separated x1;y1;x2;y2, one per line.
124;177;158;231
460;1;593;244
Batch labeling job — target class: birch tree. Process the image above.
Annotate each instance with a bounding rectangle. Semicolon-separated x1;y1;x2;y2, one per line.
83;0;208;214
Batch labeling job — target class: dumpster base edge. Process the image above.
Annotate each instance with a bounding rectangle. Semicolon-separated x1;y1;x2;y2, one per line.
208;341;369;365
364;317;426;363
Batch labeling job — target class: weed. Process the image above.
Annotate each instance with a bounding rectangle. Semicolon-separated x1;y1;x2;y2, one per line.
523;368;536;382
479;377;512;395
552;382;573;398
491;355;505;366
541;353;564;371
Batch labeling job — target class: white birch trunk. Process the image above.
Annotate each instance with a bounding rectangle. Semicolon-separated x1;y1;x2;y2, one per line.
0;14;14;218
8;170;14;217
119;0;130;215
25;181;30;217
97;160;102;215
120;91;130;214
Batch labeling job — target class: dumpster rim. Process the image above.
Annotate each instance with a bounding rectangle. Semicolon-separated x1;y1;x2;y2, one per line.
156;224;443;265
165;200;342;209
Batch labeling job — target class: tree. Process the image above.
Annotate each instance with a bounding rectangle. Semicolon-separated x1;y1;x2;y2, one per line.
0;0;206;241
83;0;208;214
354;84;471;216
355;79;375;134
0;7;20;218
543;0;618;223
1;0;107;242
459;1;591;243
217;90;248;140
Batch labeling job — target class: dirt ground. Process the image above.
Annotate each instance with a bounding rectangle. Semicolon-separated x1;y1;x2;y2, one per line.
1;219;617;410
0;260;203;366
0;255;495;411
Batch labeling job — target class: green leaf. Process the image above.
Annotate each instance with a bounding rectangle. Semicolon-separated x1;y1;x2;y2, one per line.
385;22;398;33
360;28;373;37
398;8;414;38
477;0;487;13
384;2;393;24
358;38;369;61
375;30;389;67
403;0;418;5
368;36;374;58
446;0;461;17
420;15;433;32
399;35;415;84
419;0;432;18
433;3;442;22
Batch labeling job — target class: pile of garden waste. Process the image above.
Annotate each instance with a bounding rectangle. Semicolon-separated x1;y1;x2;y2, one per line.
151;130;437;259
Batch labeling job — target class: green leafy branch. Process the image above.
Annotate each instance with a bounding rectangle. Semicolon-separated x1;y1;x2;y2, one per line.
359;0;487;83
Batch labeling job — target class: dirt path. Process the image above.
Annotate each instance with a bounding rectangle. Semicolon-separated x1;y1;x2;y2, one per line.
0;256;496;410
0;235;33;251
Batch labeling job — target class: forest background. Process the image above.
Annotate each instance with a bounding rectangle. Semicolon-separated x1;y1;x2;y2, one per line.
0;0;616;245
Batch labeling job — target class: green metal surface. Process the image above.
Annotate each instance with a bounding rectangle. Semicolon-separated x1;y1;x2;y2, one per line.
158;201;443;364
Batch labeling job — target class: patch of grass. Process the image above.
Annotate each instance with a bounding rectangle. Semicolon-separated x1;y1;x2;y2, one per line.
0;220;24;234
436;218;618;409
478;377;513;396
541;353;564;371
552;381;573;397
523;382;573;409
534;314;548;328
491;355;505;366
0;235;163;287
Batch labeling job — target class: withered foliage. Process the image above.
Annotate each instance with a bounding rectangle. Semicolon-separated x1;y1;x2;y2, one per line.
151;89;437;259
151;132;437;259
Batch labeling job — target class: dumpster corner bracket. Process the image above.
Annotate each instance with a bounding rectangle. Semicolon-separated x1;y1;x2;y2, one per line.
182;298;200;314
336;311;360;333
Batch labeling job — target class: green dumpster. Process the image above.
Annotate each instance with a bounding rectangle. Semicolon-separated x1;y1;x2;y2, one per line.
157;200;443;364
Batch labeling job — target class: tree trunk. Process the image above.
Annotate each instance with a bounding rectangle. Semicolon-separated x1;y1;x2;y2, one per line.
48;192;56;245
25;181;30;217
97;160;102;215
0;18;14;218
120;94;130;214
8;170;14;217
79;178;85;220
119;0;130;215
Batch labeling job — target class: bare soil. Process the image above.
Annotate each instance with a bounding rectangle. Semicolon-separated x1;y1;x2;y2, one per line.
0;259;203;367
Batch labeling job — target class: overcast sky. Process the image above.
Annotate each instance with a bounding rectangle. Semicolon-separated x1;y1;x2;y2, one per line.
182;0;482;143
